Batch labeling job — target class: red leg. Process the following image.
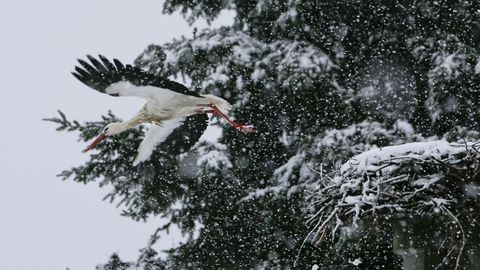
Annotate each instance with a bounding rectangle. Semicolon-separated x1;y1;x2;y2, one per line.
207;104;257;133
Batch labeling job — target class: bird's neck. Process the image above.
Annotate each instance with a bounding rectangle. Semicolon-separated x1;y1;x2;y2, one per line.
110;118;141;135
121;114;145;130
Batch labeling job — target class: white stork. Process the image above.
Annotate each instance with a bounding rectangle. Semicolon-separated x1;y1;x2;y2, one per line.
72;55;256;165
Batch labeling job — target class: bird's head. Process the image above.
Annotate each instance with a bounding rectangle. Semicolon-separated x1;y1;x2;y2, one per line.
101;122;125;136
82;122;124;152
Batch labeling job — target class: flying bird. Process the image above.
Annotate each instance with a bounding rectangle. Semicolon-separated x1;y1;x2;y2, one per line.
72;55;256;165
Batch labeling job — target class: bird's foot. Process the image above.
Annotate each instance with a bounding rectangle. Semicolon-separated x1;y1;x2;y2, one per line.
235;124;257;133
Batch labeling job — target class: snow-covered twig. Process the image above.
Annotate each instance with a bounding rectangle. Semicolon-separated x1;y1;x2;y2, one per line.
307;140;480;249
441;206;465;270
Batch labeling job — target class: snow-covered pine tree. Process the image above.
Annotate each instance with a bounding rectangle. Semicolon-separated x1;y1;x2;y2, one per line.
48;0;480;269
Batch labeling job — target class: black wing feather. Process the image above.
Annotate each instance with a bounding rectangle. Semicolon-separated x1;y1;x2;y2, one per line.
77;59;98;75
71;72;83;83
87;55;108;74
72;55;200;97
98;55;117;74
113;59;125;72
74;66;90;78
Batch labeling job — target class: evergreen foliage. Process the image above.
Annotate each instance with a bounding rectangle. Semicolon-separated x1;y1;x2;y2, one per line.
48;0;480;269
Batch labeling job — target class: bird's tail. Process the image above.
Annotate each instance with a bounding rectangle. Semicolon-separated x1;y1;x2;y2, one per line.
201;94;232;113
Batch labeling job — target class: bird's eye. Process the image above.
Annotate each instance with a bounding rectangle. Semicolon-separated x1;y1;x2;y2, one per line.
103;127;109;132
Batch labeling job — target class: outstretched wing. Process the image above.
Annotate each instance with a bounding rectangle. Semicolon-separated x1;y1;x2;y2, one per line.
133;114;209;165
72;55;201;98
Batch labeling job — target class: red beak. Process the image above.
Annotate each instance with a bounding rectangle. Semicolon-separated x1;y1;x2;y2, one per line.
82;133;107;153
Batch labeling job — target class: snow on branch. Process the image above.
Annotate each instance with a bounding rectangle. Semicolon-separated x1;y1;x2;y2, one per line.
308;140;480;245
195;142;233;171
242;120;424;202
135;28;263;78
135;28;334;96
252;40;334;85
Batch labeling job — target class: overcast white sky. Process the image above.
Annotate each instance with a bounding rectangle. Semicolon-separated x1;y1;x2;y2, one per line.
0;1;231;269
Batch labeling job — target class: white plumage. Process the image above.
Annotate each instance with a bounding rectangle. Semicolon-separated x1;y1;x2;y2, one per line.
72;55;255;165
133;119;185;166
